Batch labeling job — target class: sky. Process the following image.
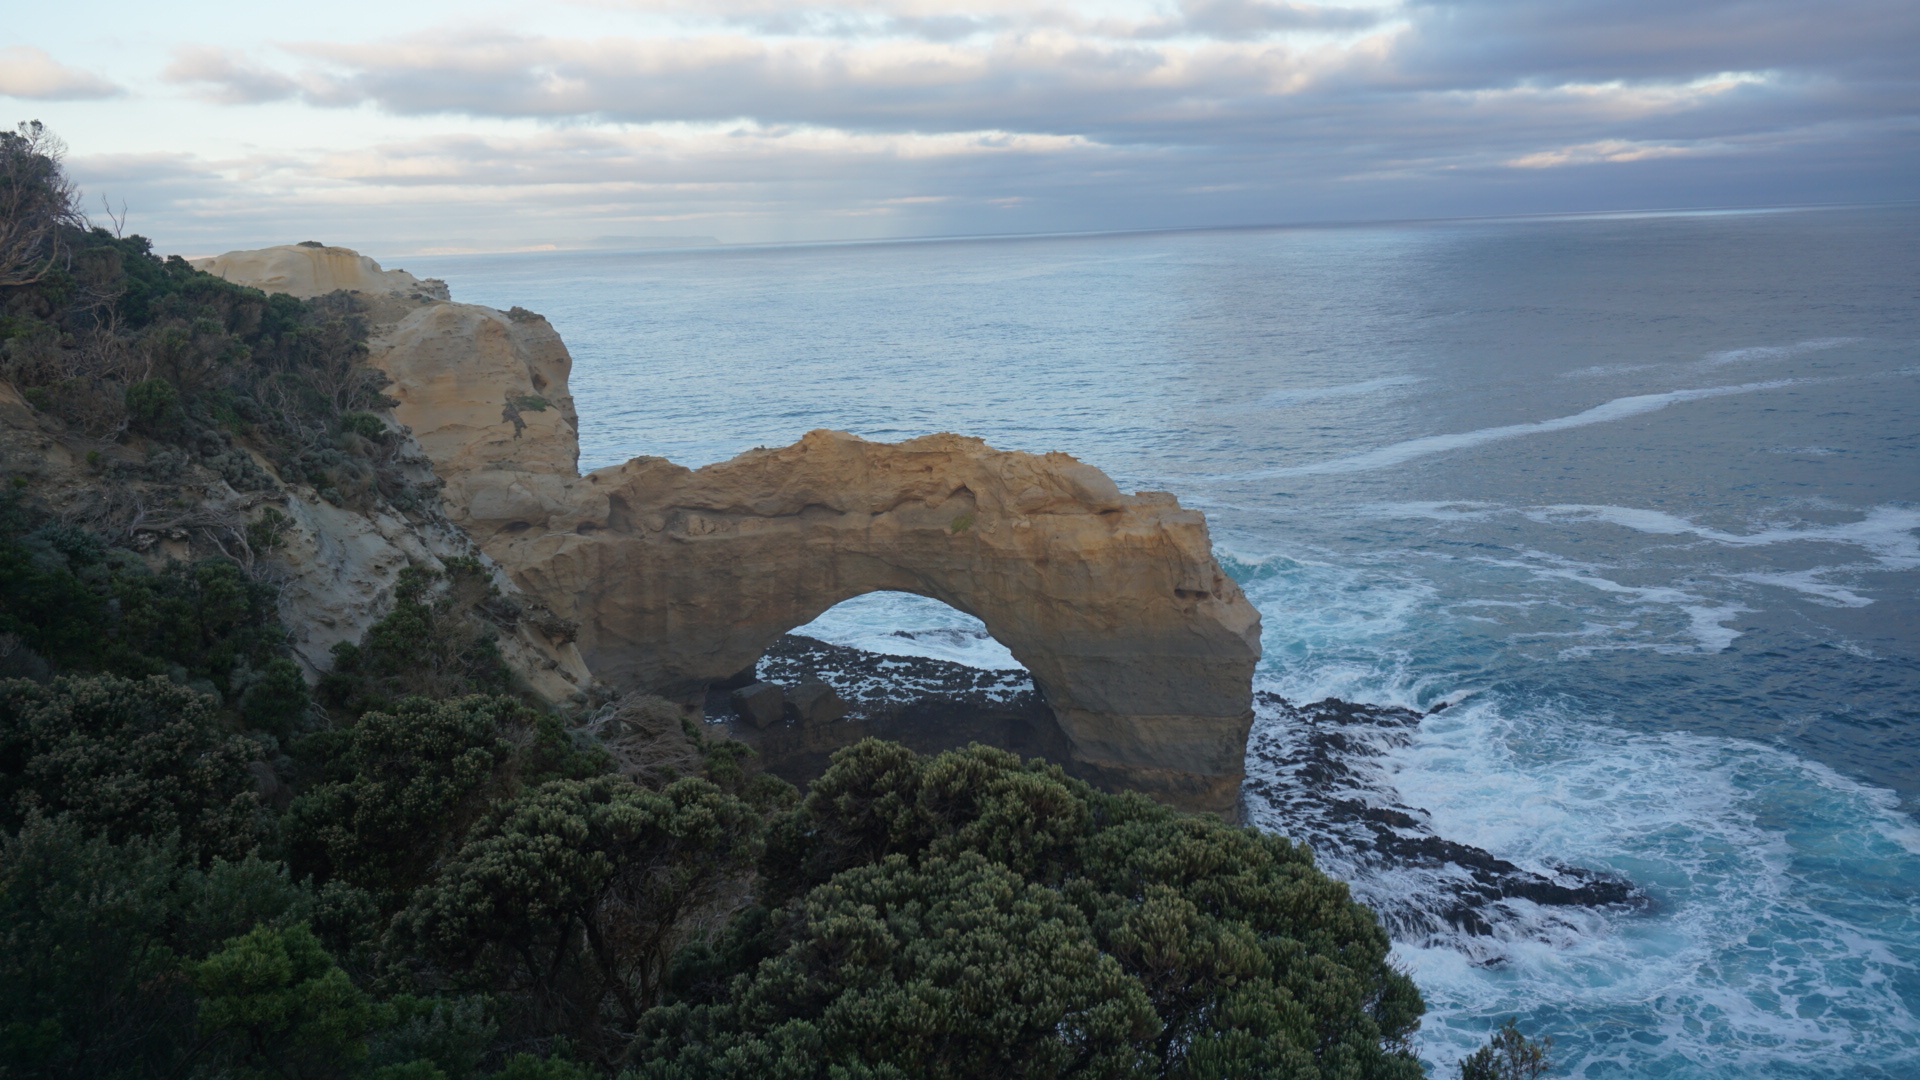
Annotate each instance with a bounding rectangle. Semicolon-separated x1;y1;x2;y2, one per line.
3;0;1916;256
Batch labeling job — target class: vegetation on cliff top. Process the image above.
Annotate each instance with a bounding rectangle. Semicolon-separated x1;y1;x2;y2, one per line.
1;123;1442;1078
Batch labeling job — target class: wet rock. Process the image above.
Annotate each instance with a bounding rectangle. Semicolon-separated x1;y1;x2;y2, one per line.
788;678;850;726
710;635;1069;791
730;681;786;729
1244;692;1651;954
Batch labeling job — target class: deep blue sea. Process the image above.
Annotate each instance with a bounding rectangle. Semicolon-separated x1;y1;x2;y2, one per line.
410;204;1920;1079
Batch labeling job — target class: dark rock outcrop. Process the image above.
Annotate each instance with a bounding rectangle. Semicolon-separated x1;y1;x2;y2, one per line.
1244;693;1650;952
707;634;1070;791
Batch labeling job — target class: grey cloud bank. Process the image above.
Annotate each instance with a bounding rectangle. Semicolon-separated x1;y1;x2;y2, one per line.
25;0;1920;250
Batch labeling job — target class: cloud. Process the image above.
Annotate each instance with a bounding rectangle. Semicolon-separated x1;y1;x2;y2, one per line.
81;0;1920;249
581;1;1387;41
1134;0;1388;39
1392;0;1920;86
1505;138;1703;169
155;0;1917;152
0;46;124;101
260;32;1358;137
164;46;304;104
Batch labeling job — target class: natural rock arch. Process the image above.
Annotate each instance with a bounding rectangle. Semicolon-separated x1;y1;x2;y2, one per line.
472;431;1263;814
201;246;1263;815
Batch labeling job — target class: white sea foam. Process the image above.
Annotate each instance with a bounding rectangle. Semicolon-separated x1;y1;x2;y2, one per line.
1704;336;1858;366
1457;548;1751;654
1363;501;1920;615
790;590;1025;670
1519;504;1920;568
1224;378;1804;479
1257;375;1423;406
1732;570;1875;607
1246;692;1920;1077
1222;548;1449;707
1562;362;1665;378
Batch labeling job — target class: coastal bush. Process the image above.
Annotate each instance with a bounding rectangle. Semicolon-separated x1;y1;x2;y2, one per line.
0;816;312;1078
1458;1019;1553;1080
1;124;410;511
0;674;265;862
320;564;516;717
0;498;312;735
193;922;376;1078
0;121;82;288
284;694;607;900
637;741;1424;1080
394;775;764;1062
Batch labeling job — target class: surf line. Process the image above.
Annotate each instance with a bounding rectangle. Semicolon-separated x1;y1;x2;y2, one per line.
1230;377;1808;479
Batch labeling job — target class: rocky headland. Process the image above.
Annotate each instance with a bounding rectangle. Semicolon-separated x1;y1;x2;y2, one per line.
183;243;1264;814
0;232;1651;964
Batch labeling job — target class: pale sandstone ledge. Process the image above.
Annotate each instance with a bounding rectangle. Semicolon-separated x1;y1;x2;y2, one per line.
190;243;449;301
213;246;1264;815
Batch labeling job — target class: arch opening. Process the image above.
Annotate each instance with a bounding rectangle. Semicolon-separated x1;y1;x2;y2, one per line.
705;591;1071;789
790;590;1028;674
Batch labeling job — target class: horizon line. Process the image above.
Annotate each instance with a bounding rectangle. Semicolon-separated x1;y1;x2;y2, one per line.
364;197;1917;264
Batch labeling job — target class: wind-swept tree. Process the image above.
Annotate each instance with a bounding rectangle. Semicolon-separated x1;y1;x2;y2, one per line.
0;121;82;287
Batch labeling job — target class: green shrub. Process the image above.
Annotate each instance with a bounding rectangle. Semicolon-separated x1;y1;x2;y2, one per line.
489;1052;598;1080
368;994;497;1080
642;741;1425;1080
194;922;375;1078
638;850;1161;1079
0;506;310;734
1459;1018;1553;1080
395;776;763;1062
125;376;183;438
320;565;514;717
0;816;312;1079
284;694;606;899
340;412;388;440
0;674;265;862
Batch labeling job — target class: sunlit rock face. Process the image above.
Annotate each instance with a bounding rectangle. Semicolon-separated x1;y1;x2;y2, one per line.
189;244;447;301
471;431;1262;814
371;302;581;483
208;245;1262;815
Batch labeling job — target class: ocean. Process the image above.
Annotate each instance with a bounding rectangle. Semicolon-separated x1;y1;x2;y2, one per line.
408;203;1920;1078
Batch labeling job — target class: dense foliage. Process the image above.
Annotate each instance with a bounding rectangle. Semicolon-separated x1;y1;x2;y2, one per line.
0;126;1440;1078
0;123;416;513
637;742;1423;1079
0;499;309;734
319;561;519;718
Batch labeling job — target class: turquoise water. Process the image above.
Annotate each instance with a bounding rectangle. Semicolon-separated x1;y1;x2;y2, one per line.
409;205;1920;1077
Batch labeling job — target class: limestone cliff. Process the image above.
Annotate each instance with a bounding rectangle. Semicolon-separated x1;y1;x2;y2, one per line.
206;245;1264;815
190;243;449;301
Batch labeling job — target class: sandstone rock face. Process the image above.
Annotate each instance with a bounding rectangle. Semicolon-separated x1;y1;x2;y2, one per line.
203;245;1264;815
449;431;1261;813
368;302;580;483
189;244;447;301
